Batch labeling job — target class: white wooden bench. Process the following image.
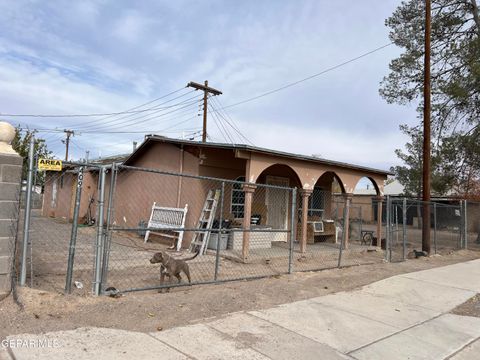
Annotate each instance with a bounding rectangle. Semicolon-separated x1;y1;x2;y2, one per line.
144;203;188;251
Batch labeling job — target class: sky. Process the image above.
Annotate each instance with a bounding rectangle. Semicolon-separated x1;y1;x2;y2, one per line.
0;0;419;178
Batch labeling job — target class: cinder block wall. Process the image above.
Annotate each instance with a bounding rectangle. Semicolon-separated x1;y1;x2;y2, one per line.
0;154;22;299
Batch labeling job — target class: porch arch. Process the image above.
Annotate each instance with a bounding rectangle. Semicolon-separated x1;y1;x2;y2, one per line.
352;176;381;196
250;163;302;188
311;171;346;194
254;163;302;188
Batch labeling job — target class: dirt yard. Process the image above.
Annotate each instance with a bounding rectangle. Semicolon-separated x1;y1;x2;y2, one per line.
1;249;479;341
451;293;480;318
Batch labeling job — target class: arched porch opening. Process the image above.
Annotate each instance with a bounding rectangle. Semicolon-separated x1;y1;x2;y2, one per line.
297;171;347;253
350;176;382;224
253;164;301;231
239;164;301;260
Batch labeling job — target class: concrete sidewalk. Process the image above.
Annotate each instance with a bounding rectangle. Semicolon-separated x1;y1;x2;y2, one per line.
3;259;480;360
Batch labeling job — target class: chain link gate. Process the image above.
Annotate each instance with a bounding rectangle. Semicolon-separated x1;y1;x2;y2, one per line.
17;136;103;294
384;197;464;262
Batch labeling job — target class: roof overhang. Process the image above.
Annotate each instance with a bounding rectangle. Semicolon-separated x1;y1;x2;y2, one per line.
124;135;393;176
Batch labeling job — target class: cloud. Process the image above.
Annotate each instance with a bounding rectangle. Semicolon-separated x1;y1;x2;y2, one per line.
208;118;408;171
111;10;153;43
0;0;416;169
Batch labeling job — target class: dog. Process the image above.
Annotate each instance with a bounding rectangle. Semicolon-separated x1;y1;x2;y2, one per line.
149;251;199;292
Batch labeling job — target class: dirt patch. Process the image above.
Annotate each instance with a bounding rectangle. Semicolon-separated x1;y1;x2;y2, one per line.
1;250;479;340
451;294;480;318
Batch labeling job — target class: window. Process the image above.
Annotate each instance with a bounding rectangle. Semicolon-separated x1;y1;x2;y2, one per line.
231;176;245;218
308;187;326;217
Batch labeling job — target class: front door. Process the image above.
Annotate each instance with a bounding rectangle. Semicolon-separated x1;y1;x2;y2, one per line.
266;176;289;241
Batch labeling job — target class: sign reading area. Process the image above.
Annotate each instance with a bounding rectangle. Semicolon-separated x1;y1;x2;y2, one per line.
38;159;62;171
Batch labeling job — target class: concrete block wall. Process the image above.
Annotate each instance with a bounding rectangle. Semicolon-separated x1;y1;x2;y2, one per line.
0;153;22;299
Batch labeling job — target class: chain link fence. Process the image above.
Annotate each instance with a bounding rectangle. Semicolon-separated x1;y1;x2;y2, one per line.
16;162;101;294
385;198;464;262
466;201;480;251
103;165;297;292
15;155;480;296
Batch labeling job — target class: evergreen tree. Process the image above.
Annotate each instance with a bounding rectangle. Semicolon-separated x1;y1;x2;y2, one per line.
382;0;480;198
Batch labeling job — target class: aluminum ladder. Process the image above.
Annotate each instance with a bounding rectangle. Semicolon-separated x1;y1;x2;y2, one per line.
189;189;221;255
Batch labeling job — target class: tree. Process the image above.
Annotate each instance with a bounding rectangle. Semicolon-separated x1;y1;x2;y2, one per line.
11;126;52;184
382;0;480;198
390;124;456;197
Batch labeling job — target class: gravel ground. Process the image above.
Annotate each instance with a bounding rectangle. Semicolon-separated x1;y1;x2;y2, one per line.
1;249;479;341
451;294;480;318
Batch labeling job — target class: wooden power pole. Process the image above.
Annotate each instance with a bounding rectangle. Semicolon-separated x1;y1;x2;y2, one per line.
422;0;432;254
63;129;74;161
187;81;222;142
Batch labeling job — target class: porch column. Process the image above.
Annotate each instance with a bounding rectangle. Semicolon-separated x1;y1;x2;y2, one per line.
342;194;353;249
242;184;256;261
375;196;384;248
300;189;312;253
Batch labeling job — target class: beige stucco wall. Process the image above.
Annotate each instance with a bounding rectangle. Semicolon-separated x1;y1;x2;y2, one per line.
42;171;74;220
334;194;376;223
40;141;389;248
42;169;98;222
246;152;386;195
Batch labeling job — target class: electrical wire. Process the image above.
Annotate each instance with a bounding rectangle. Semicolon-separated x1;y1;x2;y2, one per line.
218;43;393;111
71;90;198;131
0;87;188;118
209;106;231;143
211;97;254;145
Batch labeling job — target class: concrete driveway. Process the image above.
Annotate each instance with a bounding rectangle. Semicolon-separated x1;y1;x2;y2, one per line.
3;259;480;359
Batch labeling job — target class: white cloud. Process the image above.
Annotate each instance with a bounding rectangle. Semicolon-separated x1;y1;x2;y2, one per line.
111;10;153;43
0;0;416;168
207;118;408;171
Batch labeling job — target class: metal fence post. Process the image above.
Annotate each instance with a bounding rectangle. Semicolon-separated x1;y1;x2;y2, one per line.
65;166;84;293
460;200;466;249
338;195;349;268
402;198;407;260
464;200;468;249
19;135;35;286
93;166;106;295
288;188;297;274
359;205;363;243
385;195;391;262
101;163;117;290
433;202;437;254
214;182;224;281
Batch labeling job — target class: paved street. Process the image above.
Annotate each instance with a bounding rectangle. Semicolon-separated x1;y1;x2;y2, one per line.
3;259;480;360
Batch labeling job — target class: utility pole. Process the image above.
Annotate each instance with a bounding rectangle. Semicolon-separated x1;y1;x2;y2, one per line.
186;81;222;142
63;129;74;161
422;0;432;254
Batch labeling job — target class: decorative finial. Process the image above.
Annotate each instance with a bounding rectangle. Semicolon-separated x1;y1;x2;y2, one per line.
0;121;18;155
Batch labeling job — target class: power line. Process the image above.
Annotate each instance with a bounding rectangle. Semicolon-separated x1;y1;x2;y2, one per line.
72;95;202;132
21;97;202;137
218;43;393;111
211;97;254;145
208;105;233;143
0;87;188;118
71;90;198;131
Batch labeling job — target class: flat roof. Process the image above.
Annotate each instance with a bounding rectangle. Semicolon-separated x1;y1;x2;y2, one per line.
125;135;393;176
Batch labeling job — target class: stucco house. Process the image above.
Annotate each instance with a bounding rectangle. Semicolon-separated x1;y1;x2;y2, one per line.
42;135;391;255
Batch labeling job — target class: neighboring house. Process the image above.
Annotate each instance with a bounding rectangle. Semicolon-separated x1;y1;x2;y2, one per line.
42;135;391;250
332;179;402;223
42;153;129;222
